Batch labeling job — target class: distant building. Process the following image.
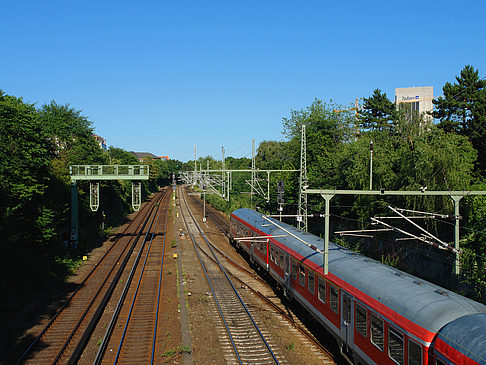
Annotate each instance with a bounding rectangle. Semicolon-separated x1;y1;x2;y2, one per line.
93;134;107;150
130;152;170;162
395;86;434;125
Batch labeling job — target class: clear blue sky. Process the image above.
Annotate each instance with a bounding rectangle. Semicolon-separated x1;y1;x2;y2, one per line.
2;1;485;162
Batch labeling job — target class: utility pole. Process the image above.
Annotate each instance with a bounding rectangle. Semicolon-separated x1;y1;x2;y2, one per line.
251;139;255;204
369;140;373;190
222;146;226;198
298;124;308;231
194;144;197;186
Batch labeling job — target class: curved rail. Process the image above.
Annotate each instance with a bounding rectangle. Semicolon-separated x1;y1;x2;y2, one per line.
179;187;280;364
186;186;336;361
189;193;229;235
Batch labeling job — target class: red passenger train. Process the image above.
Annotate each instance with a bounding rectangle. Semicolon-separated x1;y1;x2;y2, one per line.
230;208;486;365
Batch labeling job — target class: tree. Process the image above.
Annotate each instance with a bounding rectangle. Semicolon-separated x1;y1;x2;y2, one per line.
433;65;486;171
358;89;398;133
282;99;354;187
256;140;286;170
39;101;105;184
0;90;55;295
108;147;139;165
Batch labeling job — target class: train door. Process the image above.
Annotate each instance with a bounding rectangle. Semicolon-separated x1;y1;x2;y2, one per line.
283;253;291;297
249;231;255;263
341;291;354;350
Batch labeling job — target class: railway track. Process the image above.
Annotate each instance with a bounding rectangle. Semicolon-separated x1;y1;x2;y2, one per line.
94;188;170;364
186;186;336;364
188;191;230;234
179;187;283;365
16;188;169;364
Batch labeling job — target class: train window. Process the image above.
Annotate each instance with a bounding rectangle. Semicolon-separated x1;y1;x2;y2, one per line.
370;313;384;351
330;286;339;313
355;303;367;337
270;247;276;263
435;360;446;365
299;266;306;286
279;251;284;268
291;260;297;280
318;278;326;303
388;327;404;365
308;272;315;294
408;339;422;365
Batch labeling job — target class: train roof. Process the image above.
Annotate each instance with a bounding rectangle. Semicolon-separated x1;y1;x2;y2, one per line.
231;208;486;335
436;313;486;365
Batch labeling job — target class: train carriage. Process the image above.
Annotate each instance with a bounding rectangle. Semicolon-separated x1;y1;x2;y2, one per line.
230;208;486;365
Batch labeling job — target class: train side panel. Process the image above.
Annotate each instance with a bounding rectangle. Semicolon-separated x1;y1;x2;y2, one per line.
230;209;485;365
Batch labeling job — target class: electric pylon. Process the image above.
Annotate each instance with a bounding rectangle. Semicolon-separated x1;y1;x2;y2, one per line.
298;124;308;231
251;139;255;204
222;146;226;198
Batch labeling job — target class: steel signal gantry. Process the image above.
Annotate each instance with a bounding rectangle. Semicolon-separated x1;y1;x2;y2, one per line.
69;165;149;248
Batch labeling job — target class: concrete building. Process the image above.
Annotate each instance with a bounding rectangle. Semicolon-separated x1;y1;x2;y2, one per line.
395;86;434;125
93;134;107;150
130;152;170;162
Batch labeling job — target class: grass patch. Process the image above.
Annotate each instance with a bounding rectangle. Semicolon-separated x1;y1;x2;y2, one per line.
54;256;83;275
177;344;192;354
161;349;176;357
161;345;191;358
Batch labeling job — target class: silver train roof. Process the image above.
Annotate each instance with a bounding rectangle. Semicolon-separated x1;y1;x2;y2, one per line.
232;208;486;335
437;313;486;364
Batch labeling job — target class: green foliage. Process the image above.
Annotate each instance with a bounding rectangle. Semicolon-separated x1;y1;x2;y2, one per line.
433;65;486;171
286;343;295;351
358;89;398;133
176;344;192;354
0;90;163;322
108;147;138;164
161;349;176;357
381;255;399;268
0;91;55;297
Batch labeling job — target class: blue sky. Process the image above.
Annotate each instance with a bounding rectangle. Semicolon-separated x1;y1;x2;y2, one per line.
2;1;485;162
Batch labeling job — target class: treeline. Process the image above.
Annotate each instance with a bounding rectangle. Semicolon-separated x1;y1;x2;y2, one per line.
188;65;486;301
0;91;181;317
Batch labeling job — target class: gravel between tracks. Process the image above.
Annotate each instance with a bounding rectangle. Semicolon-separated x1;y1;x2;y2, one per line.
2;188;338;364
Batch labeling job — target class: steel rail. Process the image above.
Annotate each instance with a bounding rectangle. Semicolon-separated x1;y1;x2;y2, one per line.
179;191;243;364
113;191;166;364
180;189;279;364
68;191;166;364
92;192;165;365
189;193;229;235
151;196;169;364
16;190;165;365
54;192;167;365
187;188;335;361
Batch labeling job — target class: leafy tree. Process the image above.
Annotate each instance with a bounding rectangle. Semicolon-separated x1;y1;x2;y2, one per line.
256;140;286;170
397;127;476;192
282;99;354;188
461;181;486;301
433;65;486;171
0;90;55;297
39;102;105;184
358;89;398;133
108;147;139;165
